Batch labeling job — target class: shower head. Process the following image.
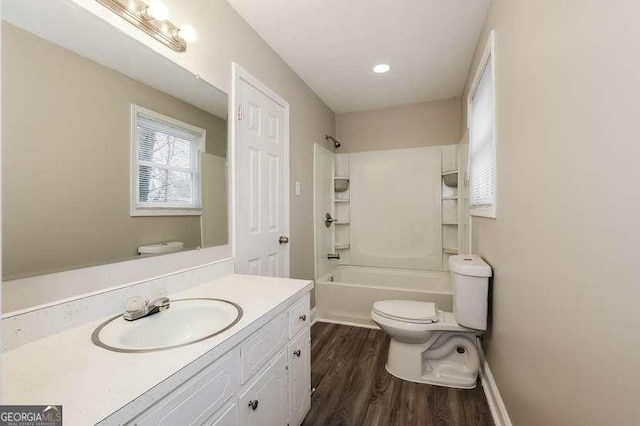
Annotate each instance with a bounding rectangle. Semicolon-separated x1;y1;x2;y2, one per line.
326;135;341;148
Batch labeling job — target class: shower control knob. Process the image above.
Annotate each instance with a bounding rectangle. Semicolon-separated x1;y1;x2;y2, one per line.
248;400;259;410
294;349;301;357
279;236;289;244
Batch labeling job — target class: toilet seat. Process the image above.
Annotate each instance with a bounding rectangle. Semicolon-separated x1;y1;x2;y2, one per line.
372;300;438;324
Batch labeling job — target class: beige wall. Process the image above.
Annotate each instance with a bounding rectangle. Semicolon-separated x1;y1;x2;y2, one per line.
68;0;336;283
464;1;640;424
2;23;227;279
336;98;461;153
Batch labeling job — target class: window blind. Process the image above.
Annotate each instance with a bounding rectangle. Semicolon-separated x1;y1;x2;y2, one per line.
469;58;495;211
136;113;201;209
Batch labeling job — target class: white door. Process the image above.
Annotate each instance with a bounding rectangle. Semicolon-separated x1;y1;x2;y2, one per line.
238;351;288;426
233;64;289;277
288;328;311;426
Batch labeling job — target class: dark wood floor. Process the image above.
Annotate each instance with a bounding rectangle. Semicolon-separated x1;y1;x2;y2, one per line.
302;322;494;426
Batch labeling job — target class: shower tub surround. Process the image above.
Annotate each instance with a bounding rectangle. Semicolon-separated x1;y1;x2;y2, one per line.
315;265;452;327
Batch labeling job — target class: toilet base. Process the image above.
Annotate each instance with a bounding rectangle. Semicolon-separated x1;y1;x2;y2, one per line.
386;332;480;389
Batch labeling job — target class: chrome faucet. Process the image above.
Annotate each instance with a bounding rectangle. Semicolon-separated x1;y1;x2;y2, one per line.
123;297;170;321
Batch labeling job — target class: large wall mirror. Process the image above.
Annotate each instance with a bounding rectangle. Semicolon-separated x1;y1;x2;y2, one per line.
2;1;229;310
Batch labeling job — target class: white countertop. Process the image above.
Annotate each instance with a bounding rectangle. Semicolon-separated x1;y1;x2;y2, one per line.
2;274;313;425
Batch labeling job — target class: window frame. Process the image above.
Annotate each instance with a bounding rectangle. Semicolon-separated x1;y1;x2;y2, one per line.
130;104;206;217
467;30;497;219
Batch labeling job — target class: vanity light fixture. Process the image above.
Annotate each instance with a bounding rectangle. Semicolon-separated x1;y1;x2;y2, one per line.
96;0;195;52
176;25;198;43
144;1;170;21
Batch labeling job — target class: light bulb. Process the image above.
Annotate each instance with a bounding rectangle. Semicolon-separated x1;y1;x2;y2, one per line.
177;25;197;43
146;1;169;21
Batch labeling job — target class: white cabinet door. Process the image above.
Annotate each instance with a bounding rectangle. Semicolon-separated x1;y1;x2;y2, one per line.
288;328;311;426
238;351;288;426
132;349;239;426
241;313;288;384
202;402;237;426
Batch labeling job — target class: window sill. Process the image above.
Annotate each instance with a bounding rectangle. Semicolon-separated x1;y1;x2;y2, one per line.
131;209;203;217
470;206;496;219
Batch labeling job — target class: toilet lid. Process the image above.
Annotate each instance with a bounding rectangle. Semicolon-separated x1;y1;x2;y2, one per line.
372;300;437;324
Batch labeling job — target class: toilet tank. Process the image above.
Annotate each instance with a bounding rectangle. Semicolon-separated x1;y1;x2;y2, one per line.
449;255;492;330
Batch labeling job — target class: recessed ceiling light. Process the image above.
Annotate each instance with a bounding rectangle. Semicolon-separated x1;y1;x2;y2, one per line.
373;64;391;74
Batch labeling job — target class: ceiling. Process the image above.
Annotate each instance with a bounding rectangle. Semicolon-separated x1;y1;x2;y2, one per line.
227;0;491;113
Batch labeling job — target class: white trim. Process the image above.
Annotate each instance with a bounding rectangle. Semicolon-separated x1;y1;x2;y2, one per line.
3;245;232;315
0;3;4;393
313;144;318;279
231;63;291;277
468;30;498;219
130;104;206;216
310;307;318;326
314;317;381;330
478;338;513;426
470;206;496;219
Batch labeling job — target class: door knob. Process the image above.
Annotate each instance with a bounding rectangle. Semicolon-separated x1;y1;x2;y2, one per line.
279;236;289;244
248;400;259;410
325;213;336;228
294;349;301;357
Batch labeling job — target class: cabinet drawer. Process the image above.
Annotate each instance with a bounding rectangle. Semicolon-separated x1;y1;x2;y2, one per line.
132;349;239;426
288;294;310;339
240;312;287;384
238;351;288;426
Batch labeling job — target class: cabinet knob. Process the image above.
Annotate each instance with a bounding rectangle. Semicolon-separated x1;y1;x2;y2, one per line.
294;349;301;357
248;400;259;410
299;314;307;321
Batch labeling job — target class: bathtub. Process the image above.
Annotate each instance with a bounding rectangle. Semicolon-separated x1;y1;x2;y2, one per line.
315;265;452;328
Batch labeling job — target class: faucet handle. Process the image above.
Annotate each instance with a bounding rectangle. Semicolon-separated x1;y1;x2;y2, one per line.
151;296;170;311
124;296;146;313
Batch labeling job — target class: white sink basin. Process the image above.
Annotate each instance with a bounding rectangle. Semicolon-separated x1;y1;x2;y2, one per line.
92;298;242;353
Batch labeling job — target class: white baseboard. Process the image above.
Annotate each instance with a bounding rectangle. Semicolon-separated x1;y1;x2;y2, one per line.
313;315;380;330
477;339;512;426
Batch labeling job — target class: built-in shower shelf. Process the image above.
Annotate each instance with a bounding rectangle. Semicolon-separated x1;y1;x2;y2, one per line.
334;221;350;225
442;196;458;201
334;199;350;203
442;170;458;188
334;177;350;192
335;243;350;250
442;222;458;226
443;247;459;255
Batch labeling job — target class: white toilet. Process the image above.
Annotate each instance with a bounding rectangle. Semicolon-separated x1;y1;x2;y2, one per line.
371;255;492;389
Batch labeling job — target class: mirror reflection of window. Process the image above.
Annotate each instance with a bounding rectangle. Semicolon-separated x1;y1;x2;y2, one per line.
132;106;205;215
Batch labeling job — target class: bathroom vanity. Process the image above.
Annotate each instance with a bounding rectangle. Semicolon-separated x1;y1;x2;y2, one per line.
2;274;313;426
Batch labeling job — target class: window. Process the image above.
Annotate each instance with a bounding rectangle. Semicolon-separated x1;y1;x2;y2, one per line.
131;105;205;216
468;31;496;218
